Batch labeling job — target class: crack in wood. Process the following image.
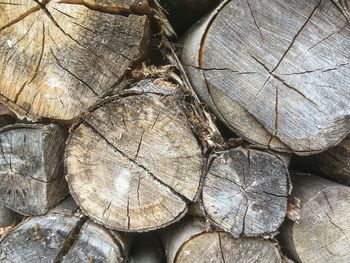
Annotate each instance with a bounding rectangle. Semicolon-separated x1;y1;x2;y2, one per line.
50;48;99;96
245;0;264;40
82;120;189;202
0;5;40;32
271;0;324;73
217;232;226;263
126;197;130;230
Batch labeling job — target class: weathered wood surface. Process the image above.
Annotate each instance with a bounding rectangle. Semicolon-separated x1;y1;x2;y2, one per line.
61;220;125;263
317;136;350;185
0;124;68;215
0;198;126;263
66;79;204;232
279;173;350;263
0;204;18;228
203;147;290;237
162;217;283;263
181;0;350;155
0;0;150;121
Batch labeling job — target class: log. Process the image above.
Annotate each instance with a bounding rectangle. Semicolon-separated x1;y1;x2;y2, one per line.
0;197;127;262
0;0;150;121
181;0;350;155
279;173;350;263
317;136;350;185
0;124;68;215
162;217;283;263
66;79;204;232
203;147;290;237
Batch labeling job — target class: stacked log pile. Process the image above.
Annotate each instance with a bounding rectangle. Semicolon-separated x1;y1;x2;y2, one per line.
0;0;349;262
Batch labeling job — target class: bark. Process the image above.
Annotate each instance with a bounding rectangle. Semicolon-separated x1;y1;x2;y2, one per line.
162;217;283;263
0;197;126;263
317;136;350;185
279;173;350;263
202;147;290;237
181;0;350;155
66;79;204;232
0;0;150;121
0;124;68;215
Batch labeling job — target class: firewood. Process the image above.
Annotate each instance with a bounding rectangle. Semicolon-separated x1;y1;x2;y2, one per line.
0;124;68;215
0;198;126;262
202;147;290;237
0;0;150;121
279;173;350;263
162;217;283;263
317;136;350;185
66;79;204;232
181;0;350;155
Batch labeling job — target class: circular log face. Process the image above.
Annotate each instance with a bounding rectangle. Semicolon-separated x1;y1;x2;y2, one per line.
294;186;350;263
66;80;204;232
203;148;289;237
0;0;149;121
175;232;281;263
182;0;350;154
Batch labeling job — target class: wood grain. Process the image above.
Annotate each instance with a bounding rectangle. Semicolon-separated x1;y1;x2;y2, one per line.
0;0;149;121
66;79;204;232
0;124;68;215
181;0;350;155
162;217;283;263
279;173;350;263
203;147;290;237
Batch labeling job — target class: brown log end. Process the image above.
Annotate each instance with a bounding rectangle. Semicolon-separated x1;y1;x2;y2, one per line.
66;79;204;232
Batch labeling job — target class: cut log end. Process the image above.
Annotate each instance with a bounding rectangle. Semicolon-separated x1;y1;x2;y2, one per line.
0;0;150;121
280;173;350;263
181;0;350;154
203;148;290;237
162;217;283;263
66;79;204;232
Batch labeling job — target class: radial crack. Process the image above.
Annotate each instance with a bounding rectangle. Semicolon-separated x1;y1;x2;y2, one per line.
245;0;264;40
271;0;324;73
50;49;99;96
0;5;40;32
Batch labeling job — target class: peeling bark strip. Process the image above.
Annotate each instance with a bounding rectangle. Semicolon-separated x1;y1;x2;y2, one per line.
0;0;149;121
279;173;350;263
66;79;204;232
0;124;68;216
181;0;350;155
0;199;126;262
317;136;350;185
162;218;283;263
202;148;290;237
